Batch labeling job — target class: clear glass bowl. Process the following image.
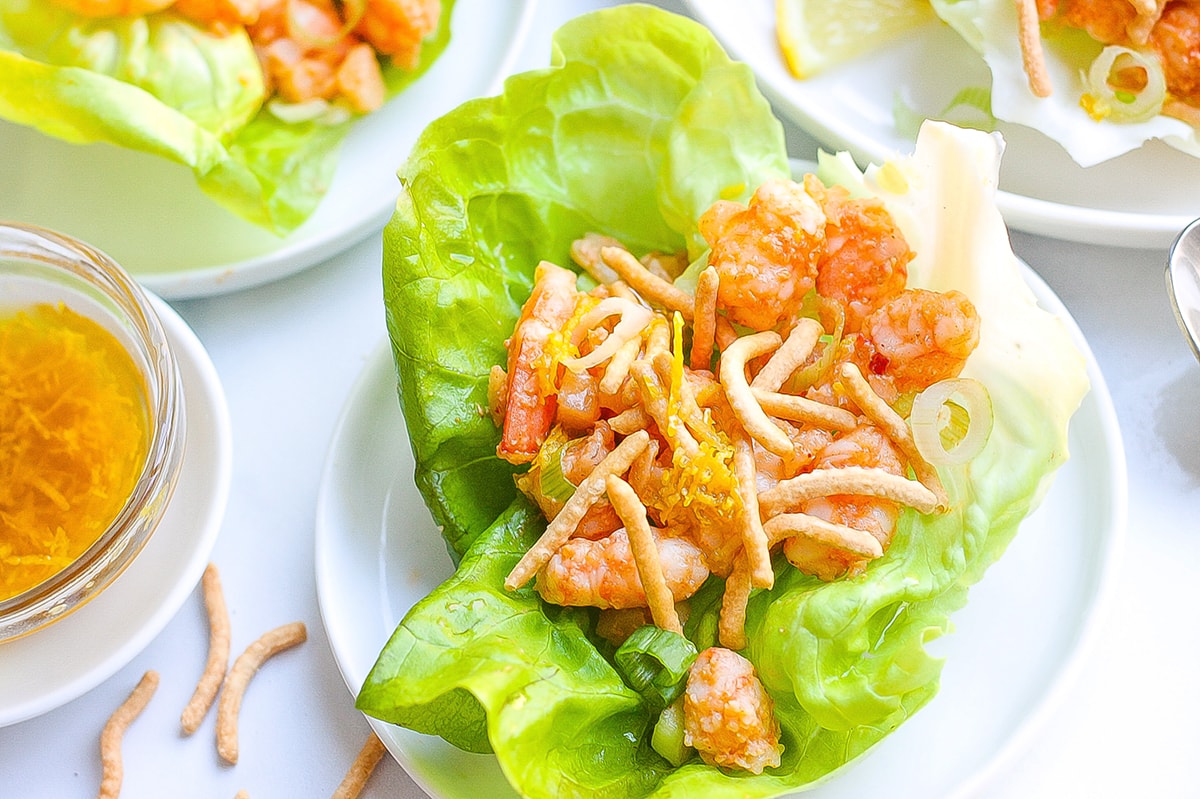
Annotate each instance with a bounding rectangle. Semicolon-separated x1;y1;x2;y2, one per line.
0;222;186;643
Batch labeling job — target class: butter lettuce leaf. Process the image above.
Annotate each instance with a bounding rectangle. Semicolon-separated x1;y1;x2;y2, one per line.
379;3;788;558
0;0;453;232
364;6;1088;798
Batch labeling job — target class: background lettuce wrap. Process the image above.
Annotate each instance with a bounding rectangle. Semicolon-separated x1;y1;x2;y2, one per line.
360;5;1089;797
0;0;453;233
929;0;1200;166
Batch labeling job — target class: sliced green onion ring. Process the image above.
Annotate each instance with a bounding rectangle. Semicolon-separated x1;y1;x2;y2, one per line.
613;625;697;713
909;378;993;466
1083;45;1166;124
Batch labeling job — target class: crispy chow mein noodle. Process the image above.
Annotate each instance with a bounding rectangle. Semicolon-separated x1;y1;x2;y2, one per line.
491;172;985;773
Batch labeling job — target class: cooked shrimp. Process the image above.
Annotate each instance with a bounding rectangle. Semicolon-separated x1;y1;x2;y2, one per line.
251;0;345;97
1148;1;1200;107
498;262;580;465
49;0;173;15
172;0;260;30
515;424;624;541
356;0;440;70
334;41;386;113
699;178;825;331
782;423;906;581
259;38;338;103
1050;0;1144;43
855;288;980;396
534;527;709;609
755;423;835;487
683;647;782;774
561;423;624;540
807;175;912;334
248;0;391;112
560;422;618;485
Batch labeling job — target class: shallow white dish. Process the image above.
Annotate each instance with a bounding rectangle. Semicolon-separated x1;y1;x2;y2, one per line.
0;296;232;727
683;0;1200;249
0;0;536;300
314;265;1127;797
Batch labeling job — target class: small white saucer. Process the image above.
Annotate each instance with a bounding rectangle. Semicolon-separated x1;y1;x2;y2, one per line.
0;295;233;727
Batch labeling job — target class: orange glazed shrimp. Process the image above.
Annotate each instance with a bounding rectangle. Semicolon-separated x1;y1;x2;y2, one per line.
516;424;625;541
534;528;709;610
1049;0;1145;43
249;0;388;112
172;0;259;30
498;262;580;465
683;647;782;774
699;178;825;331
250;0;346;98
356;0;440;70
783;424;907;581
1148;1;1200;107
856;288;980;396
49;0;173;15
807;175;912;334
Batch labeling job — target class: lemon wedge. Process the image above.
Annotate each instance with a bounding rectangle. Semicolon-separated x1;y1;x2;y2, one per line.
776;0;936;79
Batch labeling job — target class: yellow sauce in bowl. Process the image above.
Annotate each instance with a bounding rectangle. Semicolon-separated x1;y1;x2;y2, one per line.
0;303;150;601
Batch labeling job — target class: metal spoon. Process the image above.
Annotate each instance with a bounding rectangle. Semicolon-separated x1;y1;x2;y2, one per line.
1166;217;1200;363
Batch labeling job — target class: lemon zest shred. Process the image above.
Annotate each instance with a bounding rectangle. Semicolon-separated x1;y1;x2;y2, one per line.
653;313;743;534
535;294;600;397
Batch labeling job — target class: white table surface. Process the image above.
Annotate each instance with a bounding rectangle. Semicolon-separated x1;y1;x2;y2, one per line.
3;2;1198;797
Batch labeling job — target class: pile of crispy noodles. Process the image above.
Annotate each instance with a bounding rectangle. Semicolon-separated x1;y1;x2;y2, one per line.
489;227;959;651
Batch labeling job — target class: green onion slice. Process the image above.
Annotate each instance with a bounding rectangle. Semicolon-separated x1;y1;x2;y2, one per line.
909;378;993;466
613;625;697;713
651;697;692;767
786;293;844;393
672;250;709;296
534;427;576;505
1082;45;1166;124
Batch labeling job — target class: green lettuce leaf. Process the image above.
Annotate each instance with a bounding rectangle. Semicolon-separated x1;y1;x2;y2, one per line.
380;3;788;558
0;0;454;232
928;0;1200;165
364;6;1089;798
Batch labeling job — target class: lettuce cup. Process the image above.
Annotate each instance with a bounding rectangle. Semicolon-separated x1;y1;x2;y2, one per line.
357;6;1089;798
0;0;451;233
929;0;1200;166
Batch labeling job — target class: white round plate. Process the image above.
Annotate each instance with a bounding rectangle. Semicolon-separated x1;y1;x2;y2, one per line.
683;0;1200;249
0;0;537;300
0;296;233;727
314;269;1127;798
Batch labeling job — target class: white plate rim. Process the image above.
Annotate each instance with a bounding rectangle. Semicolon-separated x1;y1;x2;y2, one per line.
0;295;233;727
313;270;1127;797
681;0;1198;250
947;265;1127;799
